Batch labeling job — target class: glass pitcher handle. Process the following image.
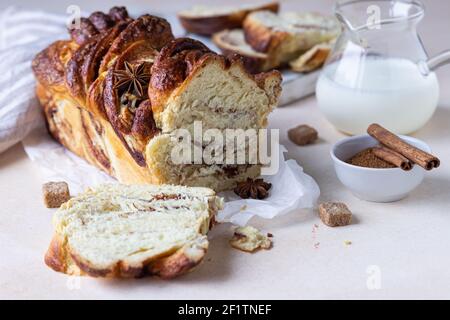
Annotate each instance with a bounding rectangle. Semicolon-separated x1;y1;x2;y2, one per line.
420;50;450;75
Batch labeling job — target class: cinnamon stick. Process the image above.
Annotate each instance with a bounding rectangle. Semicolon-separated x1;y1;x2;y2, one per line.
372;146;413;171
367;124;440;170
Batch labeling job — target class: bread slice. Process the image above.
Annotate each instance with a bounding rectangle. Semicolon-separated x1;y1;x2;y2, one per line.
213;29;333;74
45;184;223;279
243;11;340;67
289;41;333;73
178;2;279;36
212;29;277;73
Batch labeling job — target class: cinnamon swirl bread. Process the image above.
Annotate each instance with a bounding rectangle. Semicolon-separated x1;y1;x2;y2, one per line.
243;10;340;67
32;7;282;191
45;183;223;278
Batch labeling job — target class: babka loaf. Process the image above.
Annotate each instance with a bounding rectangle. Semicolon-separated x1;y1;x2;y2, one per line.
32;7;282;191
45;183;223;278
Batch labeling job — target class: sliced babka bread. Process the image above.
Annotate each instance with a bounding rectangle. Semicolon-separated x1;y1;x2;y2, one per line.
45;183;223;279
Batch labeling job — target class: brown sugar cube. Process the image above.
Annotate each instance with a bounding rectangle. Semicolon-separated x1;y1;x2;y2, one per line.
42;182;70;208
288;125;318;146
318;202;352;227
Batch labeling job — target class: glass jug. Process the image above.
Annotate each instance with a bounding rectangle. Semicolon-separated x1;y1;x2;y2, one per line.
316;0;450;135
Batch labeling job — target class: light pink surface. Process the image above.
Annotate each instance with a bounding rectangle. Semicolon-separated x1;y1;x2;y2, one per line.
1;0;450;299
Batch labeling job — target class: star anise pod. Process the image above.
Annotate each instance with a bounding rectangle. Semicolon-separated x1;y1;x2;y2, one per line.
234;178;272;200
113;61;150;98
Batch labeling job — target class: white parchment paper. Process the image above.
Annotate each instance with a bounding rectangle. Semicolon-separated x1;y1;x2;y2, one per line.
23;127;320;225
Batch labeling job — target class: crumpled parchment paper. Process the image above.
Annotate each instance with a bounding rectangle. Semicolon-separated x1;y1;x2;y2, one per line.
23;127;320;225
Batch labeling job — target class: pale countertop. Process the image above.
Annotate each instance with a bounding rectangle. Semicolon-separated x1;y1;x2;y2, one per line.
1;0;450;300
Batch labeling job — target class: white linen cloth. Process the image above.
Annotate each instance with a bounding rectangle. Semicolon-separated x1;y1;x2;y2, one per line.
1;7;320;224
0;7;67;153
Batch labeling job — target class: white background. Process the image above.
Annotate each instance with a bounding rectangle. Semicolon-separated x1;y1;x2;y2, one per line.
0;0;450;299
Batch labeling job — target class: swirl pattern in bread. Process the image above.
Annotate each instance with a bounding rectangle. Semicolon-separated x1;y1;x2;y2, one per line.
45;184;223;278
32;7;282;191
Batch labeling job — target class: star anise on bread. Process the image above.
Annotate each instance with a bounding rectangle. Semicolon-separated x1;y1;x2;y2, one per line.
234;178;272;200
113;61;150;98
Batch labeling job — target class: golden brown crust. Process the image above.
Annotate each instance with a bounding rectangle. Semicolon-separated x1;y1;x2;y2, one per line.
243;19;282;54
219;47;267;74
179;14;244;36
37;84;161;183
86;74;108;118
149;38;212;114
38;83;114;174
289;44;331;73
65;36;97;104
131;99;160;142
108;6;131;23
99;14;174;73
66;22;130;108
149;248;200;279
70;253;112;277
69;6;130;45
88;11;115;32
69;18;100;46
45;234;207;279
44;235;67;273
33;10;174;168
254;70;283;99
32;41;78;90
102;66;149;167
212;29;275;73
178;2;279;36
149;37;280;127
32;7;279;190
102;41;158;134
80;111;112;170
92;15;173;164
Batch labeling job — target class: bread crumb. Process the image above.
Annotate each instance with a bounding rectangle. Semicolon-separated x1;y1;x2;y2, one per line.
230;226;272;253
42;181;70;208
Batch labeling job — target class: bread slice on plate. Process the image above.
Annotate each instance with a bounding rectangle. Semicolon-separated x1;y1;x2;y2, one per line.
178;2;279;36
289;41;333;73
243;11;340;67
45;184;223;279
212;29;277;73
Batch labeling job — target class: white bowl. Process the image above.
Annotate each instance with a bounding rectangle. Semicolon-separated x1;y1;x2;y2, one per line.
331;135;431;203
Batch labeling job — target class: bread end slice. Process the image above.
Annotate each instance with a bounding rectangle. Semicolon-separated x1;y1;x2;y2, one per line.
213;29;277;73
178;2;279;36
289;42;332;73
